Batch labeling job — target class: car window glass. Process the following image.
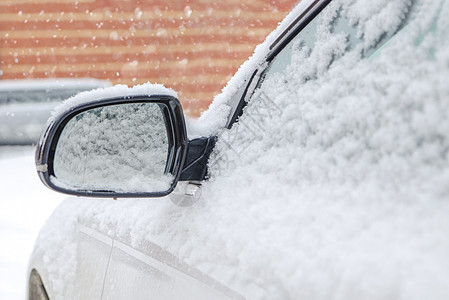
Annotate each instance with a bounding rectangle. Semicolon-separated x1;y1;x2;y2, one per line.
268;16;318;75
331;12;363;52
262;1;415;81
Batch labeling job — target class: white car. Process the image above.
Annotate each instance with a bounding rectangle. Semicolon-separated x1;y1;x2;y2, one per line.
29;0;449;299
0;78;111;145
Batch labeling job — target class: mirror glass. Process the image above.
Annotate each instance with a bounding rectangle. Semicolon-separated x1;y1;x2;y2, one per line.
52;102;173;193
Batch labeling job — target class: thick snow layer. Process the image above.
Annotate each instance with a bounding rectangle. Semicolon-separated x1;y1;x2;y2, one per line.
0;147;63;300
50;82;177;122
53;102;172;193
33;0;449;299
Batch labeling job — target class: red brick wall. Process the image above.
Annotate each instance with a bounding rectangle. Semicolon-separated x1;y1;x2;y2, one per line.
0;0;296;116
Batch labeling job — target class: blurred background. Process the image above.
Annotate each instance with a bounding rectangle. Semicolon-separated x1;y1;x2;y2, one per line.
0;0;297;298
0;0;296;117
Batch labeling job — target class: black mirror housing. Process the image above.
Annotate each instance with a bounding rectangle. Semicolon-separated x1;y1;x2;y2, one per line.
35;94;188;198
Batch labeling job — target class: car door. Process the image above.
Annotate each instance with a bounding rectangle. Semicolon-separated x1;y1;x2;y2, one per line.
100;228;243;299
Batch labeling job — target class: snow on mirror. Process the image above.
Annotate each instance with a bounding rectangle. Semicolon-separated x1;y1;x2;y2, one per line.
52;102;173;194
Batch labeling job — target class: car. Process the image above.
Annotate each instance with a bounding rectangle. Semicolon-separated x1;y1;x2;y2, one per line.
0;78;111;145
28;0;449;299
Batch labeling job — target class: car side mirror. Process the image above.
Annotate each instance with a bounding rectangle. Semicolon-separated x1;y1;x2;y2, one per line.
35;94;188;198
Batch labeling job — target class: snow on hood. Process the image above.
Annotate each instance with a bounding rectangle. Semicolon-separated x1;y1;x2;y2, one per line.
33;0;449;299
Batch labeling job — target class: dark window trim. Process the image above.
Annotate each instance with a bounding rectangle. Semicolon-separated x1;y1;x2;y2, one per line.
227;0;332;128
267;0;331;62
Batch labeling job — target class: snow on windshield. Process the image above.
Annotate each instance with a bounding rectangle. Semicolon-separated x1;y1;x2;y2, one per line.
204;0;449;298
34;0;449;299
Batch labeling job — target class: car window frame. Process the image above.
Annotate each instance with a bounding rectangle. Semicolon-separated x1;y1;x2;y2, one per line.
226;0;416;129
226;0;332;129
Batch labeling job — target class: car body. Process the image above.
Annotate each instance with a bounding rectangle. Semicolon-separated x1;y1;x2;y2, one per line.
0;78;111;145
28;0;449;299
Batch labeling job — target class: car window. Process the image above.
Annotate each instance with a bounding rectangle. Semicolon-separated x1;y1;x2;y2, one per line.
213;0;419;172
261;0;416;81
267;13;319;76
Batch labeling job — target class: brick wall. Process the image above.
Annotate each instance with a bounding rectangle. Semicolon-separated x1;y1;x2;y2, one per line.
0;0;296;116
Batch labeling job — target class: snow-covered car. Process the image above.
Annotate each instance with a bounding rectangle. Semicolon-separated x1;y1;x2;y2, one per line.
0;78;111;145
29;0;449;299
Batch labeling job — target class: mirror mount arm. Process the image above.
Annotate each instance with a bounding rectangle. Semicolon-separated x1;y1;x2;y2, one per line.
179;136;217;181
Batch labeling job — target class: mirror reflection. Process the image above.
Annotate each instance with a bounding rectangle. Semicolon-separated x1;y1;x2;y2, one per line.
53;102;173;193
